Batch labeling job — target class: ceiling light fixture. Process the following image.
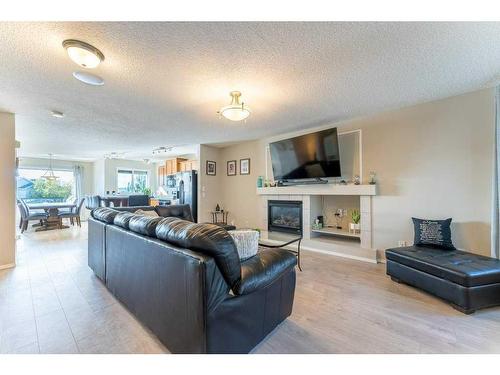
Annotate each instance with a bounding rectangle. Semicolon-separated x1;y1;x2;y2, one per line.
152;146;174;155
62;39;105;69
218;91;251;122
104;152;125;159
51;110;64;118
41;154;59;181
72;71;105;86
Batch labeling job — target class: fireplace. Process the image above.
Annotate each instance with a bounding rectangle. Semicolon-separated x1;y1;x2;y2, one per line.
268;200;303;234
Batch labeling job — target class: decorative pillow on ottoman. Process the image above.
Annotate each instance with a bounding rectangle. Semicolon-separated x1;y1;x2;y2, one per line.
412;217;455;250
228;230;259;260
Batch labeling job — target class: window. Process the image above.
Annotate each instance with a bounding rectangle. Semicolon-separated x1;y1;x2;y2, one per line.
117;169;149;194
17;168;75;203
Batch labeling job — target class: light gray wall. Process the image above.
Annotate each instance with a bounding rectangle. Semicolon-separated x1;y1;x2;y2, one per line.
0;112;16;268
19;157;94;197
212;88;496;256
92;158;158;195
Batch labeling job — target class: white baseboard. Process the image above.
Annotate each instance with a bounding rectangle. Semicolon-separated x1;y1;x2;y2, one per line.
0;263;16;270
301;247;378;264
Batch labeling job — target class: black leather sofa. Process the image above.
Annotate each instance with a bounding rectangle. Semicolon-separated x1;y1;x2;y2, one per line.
386;246;500;314
88;206;297;353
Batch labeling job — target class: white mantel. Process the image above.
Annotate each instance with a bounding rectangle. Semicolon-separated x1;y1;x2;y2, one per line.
257;184;376;196
257;184;378;263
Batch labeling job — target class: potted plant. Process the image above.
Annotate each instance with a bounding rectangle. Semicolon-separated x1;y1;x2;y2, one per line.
349;209;361;234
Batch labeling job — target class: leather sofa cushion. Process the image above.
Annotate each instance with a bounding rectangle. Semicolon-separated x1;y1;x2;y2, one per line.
128;215;163;237
113;212;136;229
156;218;241;288
386;246;500;287
234;249;297;295
91;207;120;224
156;204;194;222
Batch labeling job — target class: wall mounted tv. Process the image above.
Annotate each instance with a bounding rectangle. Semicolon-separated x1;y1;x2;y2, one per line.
269;127;341;181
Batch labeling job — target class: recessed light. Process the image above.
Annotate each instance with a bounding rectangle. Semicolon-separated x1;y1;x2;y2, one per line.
73;71;105;86
51;110;64;118
62;39;105;69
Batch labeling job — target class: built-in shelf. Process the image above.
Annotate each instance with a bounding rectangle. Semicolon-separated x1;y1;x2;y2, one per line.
311;227;361;239
257;184;377;196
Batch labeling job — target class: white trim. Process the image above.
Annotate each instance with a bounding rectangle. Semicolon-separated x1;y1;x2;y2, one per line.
338;128;363;181
299;247;378;264
0;263;16;270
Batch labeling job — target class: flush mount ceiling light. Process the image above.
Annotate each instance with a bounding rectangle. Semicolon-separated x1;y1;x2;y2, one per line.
62;39;105;69
218;91;251;122
72;71;105;86
51;110;64;118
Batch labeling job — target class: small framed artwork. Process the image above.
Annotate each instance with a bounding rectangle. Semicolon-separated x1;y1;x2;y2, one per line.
240;158;250;175
206;160;216;176
227;160;237;176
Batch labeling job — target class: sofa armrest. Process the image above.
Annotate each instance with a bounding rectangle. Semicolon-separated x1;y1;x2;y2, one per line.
233;249;297;295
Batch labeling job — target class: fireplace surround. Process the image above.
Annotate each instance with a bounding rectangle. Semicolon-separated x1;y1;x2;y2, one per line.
268;200;303;234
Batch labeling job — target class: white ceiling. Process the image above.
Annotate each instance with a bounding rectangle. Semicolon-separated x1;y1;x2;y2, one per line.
1;22;500;161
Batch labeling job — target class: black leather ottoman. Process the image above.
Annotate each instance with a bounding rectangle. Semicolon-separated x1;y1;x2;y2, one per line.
386;246;500;314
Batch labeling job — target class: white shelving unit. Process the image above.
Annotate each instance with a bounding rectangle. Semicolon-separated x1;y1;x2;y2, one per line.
257;184;377;263
311;226;361;239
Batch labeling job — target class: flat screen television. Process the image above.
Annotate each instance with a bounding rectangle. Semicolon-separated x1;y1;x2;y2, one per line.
269;127;341;181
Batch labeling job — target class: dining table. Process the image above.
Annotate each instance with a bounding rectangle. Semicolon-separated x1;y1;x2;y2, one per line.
27;202;77;231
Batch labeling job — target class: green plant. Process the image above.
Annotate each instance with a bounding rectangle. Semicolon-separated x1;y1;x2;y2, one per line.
29;179;72;200
142;187;152;196
351;209;361;224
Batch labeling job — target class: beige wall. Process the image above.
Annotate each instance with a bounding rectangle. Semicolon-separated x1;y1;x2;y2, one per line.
0;112;16;268
211;88;495;256
198;144;224;223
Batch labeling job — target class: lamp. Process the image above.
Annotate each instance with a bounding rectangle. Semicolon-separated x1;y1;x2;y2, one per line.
41;154;59;181
218;91;251;122
62;39;105;69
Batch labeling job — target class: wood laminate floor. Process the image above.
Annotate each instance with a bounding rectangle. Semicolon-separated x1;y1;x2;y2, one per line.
1;222;500;354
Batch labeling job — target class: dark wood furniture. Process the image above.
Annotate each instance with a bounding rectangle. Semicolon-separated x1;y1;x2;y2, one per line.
100;195;129;207
211;210;229;225
27;202;77;231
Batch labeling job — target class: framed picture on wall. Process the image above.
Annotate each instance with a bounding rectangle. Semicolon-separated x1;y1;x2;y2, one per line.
227;160;237;176
206;160;216;176
240;158;250;175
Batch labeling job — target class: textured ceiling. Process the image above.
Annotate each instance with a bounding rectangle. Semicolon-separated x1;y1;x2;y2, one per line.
1;22;500;161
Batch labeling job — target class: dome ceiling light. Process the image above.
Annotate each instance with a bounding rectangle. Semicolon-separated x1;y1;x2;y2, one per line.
218;91;251;122
51;110;64;118
62;39;105;69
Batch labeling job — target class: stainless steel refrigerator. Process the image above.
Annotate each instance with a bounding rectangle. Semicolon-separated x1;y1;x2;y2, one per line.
175;170;198;222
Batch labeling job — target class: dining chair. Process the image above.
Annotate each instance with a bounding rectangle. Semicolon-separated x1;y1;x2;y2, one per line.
18;200;48;233
59;198;85;227
85;195;102;210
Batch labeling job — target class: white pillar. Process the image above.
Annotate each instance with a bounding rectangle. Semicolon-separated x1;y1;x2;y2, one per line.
0;112;16;269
